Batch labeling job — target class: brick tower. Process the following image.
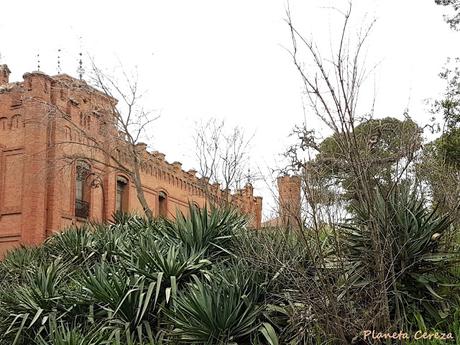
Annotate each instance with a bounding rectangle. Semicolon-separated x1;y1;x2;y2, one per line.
0;65;11;85
277;175;301;229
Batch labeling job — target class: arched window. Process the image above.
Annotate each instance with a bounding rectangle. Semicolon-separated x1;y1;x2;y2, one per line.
158;191;167;218
0;117;8;130
98;120;106;135
116;176;129;213
84;115;91;129
63;126;71;141
65;101;71;117
75;161;90;218
10;115;21;129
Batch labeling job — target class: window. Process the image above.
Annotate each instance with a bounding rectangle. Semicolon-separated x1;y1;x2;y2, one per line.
10;115;21;129
64;126;71;141
159;191;167;218
75;161;90;218
116;176;128;213
0;117;7;130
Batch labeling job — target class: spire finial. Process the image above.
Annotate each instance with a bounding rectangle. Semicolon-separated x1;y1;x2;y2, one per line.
77;37;85;80
246;168;252;185
36;53;41;71
77;52;85;80
57;48;62;74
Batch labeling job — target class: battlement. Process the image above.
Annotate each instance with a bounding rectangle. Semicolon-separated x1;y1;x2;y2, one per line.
132;144;260;204
0;67;234;199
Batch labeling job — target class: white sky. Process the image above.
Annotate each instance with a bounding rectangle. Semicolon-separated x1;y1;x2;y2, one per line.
1;0;459;218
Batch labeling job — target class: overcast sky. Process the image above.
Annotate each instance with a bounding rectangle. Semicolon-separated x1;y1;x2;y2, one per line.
1;0;459;218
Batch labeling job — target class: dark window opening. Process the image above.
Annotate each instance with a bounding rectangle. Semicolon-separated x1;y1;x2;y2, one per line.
159;191;167;218
75;162;90;218
0;117;7;130
116;176;128;213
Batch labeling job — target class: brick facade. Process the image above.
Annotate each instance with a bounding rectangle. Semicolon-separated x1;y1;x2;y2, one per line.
0;65;262;257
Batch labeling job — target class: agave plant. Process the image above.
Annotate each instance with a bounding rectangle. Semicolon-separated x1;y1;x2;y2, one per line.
340;186;460;327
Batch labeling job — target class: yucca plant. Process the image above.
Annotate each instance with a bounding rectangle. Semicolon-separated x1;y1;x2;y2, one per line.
341;185;460;328
45;226;96;264
105;322;167;345
82;263;159;330
109;214;171;252
1;245;48;271
111;213;163;239
0;245;48;287
123;237;211;282
34;318;106;345
166;266;264;344
163;204;247;258
90;223;130;264
0;259;73;344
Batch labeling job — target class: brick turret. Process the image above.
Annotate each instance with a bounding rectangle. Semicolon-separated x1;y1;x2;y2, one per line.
0;65;11;85
277;175;301;229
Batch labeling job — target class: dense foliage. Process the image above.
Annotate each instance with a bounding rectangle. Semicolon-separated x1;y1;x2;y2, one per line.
0;206;277;345
1;197;459;344
305;117;422;204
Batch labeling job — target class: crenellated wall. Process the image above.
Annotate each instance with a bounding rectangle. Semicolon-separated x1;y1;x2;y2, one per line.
0;65;262;257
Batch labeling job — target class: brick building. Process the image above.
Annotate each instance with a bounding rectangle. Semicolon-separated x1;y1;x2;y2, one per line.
0;65;262;257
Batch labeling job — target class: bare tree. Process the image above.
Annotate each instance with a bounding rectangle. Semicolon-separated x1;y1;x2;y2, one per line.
87;61;159;218
435;0;460;30
193;118;253;199
281;2;427;341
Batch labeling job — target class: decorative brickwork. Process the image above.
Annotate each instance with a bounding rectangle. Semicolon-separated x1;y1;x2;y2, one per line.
0;65;262;257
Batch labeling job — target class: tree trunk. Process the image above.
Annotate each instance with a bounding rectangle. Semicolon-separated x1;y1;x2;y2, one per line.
131;149;154;219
